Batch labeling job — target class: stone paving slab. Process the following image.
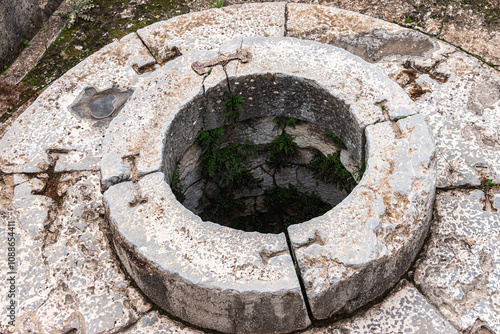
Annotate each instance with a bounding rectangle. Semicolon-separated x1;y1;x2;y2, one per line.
122;311;205;334
302;280;459;334
0;33;155;174
286;4;500;187
414;189;500;333
102;280;461;334
137;2;286;62
0;172;151;334
441;0;500;65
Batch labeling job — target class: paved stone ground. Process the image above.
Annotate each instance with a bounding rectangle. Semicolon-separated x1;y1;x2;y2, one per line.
0;2;499;334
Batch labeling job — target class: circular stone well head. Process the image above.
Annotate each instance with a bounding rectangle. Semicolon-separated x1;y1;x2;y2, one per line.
102;36;436;333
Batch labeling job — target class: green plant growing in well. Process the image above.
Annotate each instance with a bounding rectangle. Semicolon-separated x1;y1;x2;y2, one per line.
307;151;356;192
195;127;224;151
199;193;245;223
273;116;303;130
222;91;244;124
196;128;259;190
201;143;259;189
208;0;224;8
58;0;96;29
23;40;30;47
266;133;298;170
325;131;346;149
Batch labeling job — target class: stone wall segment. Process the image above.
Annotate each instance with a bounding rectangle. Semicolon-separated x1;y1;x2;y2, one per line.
104;172;310;334
288;114;436;319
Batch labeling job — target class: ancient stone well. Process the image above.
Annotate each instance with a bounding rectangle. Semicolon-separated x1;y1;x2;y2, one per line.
101;37;437;334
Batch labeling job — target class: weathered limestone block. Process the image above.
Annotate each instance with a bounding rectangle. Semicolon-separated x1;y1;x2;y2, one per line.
302;281;458;334
417;54;500;187
136;2;286;61
104;172;310;334
415;189;500;333
287;4;440;64
0;33;155;174
288;114;436;319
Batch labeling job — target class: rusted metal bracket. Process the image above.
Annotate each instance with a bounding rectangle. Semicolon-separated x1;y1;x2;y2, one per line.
191;49;252;75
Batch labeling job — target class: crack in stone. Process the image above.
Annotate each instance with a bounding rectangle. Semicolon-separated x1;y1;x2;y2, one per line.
135;32;157;61
438;0;451;38
134;32;182;66
284;3;289;37
378;103;404;138
132;61;157;75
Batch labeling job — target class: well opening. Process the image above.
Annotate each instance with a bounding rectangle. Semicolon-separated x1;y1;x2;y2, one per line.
163;73;365;233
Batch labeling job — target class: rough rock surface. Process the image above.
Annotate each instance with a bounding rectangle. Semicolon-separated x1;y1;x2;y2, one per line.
302;281;459;334
440;1;500;65
0;172;151;334
121;311;205;334
415;189;500;333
